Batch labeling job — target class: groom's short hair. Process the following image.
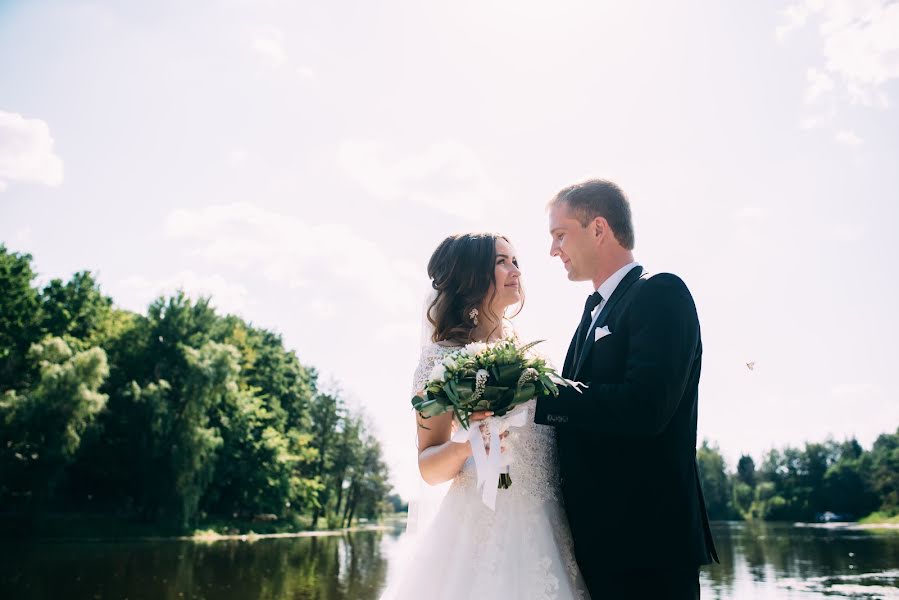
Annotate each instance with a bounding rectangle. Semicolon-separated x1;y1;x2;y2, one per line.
550;179;635;250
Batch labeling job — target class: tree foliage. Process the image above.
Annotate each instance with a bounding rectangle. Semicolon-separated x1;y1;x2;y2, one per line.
0;247;395;532
697;435;891;522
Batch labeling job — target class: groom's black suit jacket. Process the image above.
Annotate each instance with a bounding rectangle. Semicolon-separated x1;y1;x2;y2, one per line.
535;265;718;573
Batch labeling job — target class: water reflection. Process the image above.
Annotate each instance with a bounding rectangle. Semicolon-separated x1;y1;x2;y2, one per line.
1;529;397;600
2;522;897;599
702;522;899;599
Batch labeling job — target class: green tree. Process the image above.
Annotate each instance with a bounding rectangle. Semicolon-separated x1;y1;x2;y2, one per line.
823;458;877;517
0;245;43;391
329;414;363;527
39;271;113;348
863;428;899;515
732;480;753;519
341;434;391;527
749;481;789;520
736;454;756;488
697;440;733;519
0;336;109;504
308;392;341;528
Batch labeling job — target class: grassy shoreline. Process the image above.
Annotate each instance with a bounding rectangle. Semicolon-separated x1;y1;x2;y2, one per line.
6;512;897;541
0;512;408;541
858;512;899;526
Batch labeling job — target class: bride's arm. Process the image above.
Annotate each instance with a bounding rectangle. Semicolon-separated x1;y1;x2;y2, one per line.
416;408;495;485
411;345;502;485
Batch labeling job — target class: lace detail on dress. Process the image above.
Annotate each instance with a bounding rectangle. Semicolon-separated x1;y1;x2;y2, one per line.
411;343;456;396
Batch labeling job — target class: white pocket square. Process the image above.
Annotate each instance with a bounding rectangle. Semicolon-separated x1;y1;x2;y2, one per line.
594;326;612;342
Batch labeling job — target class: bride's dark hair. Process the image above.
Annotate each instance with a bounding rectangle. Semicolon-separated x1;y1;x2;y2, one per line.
426;233;524;344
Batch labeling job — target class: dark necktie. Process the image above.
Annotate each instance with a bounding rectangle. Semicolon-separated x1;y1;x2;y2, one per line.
573;291;603;367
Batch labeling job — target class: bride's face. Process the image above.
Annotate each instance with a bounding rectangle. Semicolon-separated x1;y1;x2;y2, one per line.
488;238;521;312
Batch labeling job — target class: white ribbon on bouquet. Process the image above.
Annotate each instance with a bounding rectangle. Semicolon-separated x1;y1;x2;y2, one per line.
451;405;529;511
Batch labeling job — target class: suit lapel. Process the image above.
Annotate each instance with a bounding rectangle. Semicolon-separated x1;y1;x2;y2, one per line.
573;265;644;380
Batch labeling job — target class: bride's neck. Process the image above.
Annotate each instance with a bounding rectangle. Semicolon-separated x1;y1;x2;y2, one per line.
471;315;504;343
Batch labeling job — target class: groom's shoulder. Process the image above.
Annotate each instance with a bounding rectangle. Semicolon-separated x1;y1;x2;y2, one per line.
639;272;695;302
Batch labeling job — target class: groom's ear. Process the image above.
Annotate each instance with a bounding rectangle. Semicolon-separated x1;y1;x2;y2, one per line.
592;216;608;240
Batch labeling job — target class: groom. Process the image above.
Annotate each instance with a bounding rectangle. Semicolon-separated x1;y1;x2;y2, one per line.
534;179;718;599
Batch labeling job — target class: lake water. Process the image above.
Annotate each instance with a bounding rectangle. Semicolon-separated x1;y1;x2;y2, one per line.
2;521;897;599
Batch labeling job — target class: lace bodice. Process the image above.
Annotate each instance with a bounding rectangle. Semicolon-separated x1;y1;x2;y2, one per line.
412;343;561;504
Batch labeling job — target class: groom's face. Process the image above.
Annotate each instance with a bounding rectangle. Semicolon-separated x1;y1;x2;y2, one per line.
548;202;597;282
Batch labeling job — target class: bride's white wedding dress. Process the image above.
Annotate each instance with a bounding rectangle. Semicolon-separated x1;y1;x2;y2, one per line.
381;342;590;600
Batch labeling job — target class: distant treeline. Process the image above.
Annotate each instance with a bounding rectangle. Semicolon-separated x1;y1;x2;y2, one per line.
0;244;401;533
697;431;898;522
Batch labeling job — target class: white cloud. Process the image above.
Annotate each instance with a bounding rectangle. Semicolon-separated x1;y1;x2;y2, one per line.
835;129;863;145
805;68;835;103
336;140;503;220
115;270;251;316
734;205;768;220
779;0;899;107
228;148;249;166
251;28;287;67
296;65;316;80
164;202;422;316
776;2;810;39
799;106;838;129
0;110;64;192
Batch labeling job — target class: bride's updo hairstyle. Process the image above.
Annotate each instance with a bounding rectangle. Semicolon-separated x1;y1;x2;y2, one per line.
426;232;524;344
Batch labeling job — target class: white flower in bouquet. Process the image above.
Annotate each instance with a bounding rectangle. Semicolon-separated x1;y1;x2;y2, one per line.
430;362;447;383
464;341;488;356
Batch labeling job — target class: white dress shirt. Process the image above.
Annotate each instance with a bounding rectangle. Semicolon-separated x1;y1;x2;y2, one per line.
584;261;641;342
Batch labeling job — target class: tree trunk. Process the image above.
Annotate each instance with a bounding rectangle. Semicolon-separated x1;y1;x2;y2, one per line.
342;483;356;528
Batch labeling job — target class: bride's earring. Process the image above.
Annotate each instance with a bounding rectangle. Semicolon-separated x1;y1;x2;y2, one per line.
469;308;479;326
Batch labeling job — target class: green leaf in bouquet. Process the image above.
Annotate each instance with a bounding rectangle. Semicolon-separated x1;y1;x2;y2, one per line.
538;374;559;396
414;398;446;418
512;383;536;404
487;387;515;415
445;380;476;424
453;379;475;400
453;405;470;430
444;379;461;406
518;339;545;355
479;387;501;401
480;384;509;402
495;364;524;385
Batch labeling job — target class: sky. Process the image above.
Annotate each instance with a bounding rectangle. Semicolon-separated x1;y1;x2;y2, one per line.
2;0;898;499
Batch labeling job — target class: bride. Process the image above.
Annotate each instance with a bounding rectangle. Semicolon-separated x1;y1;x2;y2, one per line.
381;233;590;600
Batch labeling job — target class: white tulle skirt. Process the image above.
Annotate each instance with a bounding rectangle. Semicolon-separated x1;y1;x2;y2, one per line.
381;473;590;600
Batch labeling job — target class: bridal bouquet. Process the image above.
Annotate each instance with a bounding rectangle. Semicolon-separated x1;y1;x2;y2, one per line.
412;337;567;428
412;337;576;505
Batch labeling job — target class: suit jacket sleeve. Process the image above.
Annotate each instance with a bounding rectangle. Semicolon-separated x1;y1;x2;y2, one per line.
535;274;700;436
